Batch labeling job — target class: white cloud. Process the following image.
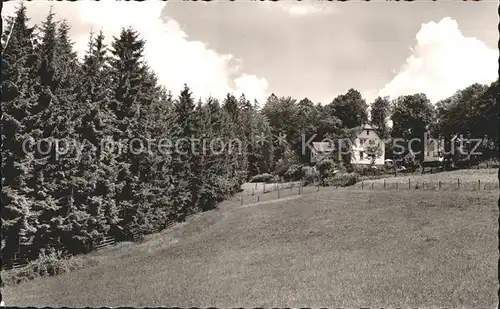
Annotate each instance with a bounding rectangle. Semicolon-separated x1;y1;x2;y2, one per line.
286;5;323;16
234;74;269;105
379;17;498;103
362;89;380;105
3;1;269;104
267;1;336;17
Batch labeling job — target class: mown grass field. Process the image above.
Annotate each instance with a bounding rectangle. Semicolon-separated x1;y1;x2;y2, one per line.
2;188;498;307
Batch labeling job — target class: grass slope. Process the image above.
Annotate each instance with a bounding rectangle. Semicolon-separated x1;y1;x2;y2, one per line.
2;189;498;307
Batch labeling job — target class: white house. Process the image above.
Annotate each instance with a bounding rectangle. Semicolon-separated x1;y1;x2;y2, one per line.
310;124;385;166
350;124;385;166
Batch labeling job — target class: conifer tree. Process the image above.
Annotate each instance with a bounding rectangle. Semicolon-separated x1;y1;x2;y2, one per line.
1;2;39;263
222;94;246;190
73;30;119;248
20;9;65;255
170;85;198;220
108;27;149;232
202;97;232;204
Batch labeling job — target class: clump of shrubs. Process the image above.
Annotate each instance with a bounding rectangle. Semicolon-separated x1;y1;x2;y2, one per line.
302;166;320;185
249;173;275;183
284;164;305;182
475;159;499;169
316;159;334;183
3;248;83;286
316;159;350;185
324;172;359;187
353;164;393;177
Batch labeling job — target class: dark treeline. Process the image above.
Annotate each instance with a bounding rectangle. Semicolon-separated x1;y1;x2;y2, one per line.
2;5;498;264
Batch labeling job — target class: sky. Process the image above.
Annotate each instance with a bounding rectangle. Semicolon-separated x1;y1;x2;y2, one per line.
2;0;498;106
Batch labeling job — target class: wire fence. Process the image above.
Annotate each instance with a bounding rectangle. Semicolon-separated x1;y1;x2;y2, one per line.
354;178;499;191
235;176;499;207
235;183;327;206
240;181;303;196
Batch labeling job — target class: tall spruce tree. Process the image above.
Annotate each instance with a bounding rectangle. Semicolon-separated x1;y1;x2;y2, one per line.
1;2;39;264
23;9;65;255
108;27;150;233
222;93;246;188
73;30;119;249
171;85;197;220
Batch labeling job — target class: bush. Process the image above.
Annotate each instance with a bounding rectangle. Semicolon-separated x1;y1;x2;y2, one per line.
197;185;218;212
274;164;289;178
2;248;83;286
357;174;390;182
317;159;335;184
284;164;305;182
249;173;274;183
353;165;393;177
324;172;359;187
317;159;333;175
317;160;352;185
302;166;320;185
474;159;499;169
352;165;370;176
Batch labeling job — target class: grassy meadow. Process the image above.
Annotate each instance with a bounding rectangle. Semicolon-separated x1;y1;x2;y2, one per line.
2;187;498;307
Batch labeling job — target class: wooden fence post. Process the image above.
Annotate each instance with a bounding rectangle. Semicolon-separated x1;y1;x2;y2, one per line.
263;183;266;193
371;182;374;190
362;181;364;189
478;179;481;190
257;195;260;202
383;179;386;189
457;178;460;189
408;179;411;190
438;180;441;190
240;197;243;205
252;188;255;196
278;188;280;198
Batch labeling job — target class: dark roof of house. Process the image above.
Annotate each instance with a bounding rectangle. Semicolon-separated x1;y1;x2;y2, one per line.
311;142;335;152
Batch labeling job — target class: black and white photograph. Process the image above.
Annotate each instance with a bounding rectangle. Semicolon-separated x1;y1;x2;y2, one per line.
1;0;499;307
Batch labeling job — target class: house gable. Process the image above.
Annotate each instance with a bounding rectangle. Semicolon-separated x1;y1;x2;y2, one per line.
350;123;385;165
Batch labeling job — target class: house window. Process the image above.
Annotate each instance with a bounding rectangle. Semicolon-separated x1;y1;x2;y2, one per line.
366;130;370;135
359;151;364;160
